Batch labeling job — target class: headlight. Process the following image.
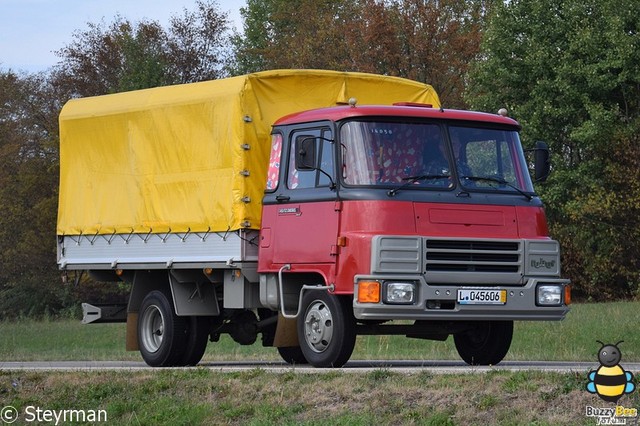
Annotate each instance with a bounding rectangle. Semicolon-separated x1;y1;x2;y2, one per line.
536;284;563;306
383;282;415;305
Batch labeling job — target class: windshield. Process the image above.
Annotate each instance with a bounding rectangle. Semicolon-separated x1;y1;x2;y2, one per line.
341;121;453;188
340;120;534;194
449;126;534;193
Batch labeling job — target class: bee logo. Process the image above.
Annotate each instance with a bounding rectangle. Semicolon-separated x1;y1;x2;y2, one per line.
586;340;635;403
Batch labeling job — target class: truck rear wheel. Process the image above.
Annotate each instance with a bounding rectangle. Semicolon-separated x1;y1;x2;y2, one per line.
138;290;187;367
181;316;211;366
297;291;356;368
453;320;513;366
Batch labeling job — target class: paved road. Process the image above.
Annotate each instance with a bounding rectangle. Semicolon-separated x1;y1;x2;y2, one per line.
3;360;635;373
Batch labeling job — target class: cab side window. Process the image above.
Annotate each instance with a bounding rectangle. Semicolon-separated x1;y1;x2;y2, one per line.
287;128;333;189
266;133;283;191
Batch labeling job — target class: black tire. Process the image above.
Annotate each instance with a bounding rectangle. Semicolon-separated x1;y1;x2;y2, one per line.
137;290;188;367
277;346;308;365
297;291;356;368
180;316;212;366
453;321;513;366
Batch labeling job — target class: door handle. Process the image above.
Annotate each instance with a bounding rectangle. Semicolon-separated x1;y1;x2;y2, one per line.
275;195;290;202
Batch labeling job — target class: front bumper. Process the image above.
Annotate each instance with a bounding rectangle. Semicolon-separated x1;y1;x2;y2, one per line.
353;275;570;321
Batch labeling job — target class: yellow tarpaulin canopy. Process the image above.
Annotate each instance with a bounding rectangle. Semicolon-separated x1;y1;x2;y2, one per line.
57;69;440;235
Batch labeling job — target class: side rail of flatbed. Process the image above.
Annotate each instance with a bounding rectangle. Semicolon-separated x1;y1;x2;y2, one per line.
57;229;259;270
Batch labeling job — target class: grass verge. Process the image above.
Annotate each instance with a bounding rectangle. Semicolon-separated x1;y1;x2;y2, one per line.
2;368;636;425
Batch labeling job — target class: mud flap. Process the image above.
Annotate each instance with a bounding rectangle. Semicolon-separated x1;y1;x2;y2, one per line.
273;314;299;347
126;312;139;351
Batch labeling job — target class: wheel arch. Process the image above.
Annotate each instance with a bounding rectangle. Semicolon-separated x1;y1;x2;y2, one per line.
126;269;220;316
127;270;170;314
280;271;327;315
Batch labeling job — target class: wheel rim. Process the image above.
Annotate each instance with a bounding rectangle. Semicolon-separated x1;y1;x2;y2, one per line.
140;304;164;353
303;300;334;353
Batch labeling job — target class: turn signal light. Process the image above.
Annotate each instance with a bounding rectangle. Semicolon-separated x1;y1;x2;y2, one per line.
358;281;381;303
564;285;571;305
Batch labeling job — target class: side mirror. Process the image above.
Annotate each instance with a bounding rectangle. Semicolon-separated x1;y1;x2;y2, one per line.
295;135;316;170
534;141;550;182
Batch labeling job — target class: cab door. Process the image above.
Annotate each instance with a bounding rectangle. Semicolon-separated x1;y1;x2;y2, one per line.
264;126;339;266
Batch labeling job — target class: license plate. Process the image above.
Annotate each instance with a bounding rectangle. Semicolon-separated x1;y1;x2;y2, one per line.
457;289;506;305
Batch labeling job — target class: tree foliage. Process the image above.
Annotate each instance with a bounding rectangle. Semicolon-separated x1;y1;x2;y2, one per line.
0;1;233;318
232;0;489;107
467;0;640;299
0;71;65;318
53;0;231;97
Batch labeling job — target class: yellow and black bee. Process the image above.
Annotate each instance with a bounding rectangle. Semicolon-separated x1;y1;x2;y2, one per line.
586;340;635;403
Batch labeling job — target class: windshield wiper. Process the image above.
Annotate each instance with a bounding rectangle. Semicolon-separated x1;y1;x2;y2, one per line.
461;175;533;201
387;174;451;197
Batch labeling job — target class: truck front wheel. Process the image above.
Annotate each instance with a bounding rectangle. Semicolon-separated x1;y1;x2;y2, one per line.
453;320;513;366
297;291;356;368
138;290;187;367
277;346;308;365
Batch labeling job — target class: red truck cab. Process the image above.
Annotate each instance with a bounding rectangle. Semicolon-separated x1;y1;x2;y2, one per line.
259;102;570;367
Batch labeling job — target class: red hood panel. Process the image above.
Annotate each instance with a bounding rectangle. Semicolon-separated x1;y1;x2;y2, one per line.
414;203;518;238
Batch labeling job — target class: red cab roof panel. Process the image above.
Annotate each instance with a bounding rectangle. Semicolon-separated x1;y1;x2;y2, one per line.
274;104;521;128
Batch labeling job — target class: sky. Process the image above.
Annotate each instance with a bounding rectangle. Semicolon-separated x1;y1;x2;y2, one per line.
0;0;245;73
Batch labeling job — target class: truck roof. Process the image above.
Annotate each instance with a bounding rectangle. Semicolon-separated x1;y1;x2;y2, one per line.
275;104;521;128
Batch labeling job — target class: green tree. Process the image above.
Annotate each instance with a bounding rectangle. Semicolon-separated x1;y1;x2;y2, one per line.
53;0;231;97
0;71;66;318
166;0;232;83
52;18;168;96
467;0;640;300
232;0;489;107
0;1;234;318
